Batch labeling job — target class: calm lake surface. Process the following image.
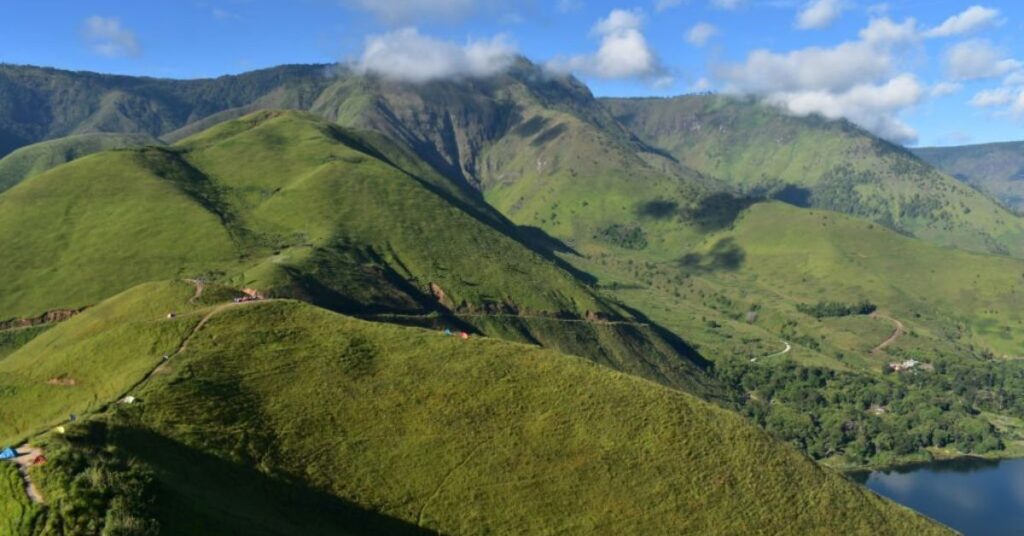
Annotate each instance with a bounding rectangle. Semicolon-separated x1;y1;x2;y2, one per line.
851;457;1024;535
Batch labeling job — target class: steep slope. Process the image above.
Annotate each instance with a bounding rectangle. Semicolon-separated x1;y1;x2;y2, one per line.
0;110;718;397
604;95;1024;257
914;141;1024;213
310;61;717;253
0;132;160;193
0;291;949;534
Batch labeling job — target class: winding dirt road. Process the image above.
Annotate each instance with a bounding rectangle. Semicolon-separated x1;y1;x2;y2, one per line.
751;341;791;363
870;312;905;354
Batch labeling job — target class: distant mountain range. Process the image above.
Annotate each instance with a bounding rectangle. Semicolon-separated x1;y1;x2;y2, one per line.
914;141;1024;213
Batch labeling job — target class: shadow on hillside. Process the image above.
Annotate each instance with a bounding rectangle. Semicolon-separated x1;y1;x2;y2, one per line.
618;302;716;373
118;427;435;535
515;225;598;286
771;185;813;208
678;238;746;274
684;193;757;233
637;199;680;219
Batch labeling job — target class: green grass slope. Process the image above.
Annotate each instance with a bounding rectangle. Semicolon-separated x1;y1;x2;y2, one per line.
604;95;1024;257
5;295;949;534
0;149;240;318
0;132;160;193
0;110;718;396
914;141;1024;213
586;200;1024;365
175;110;719;396
0;281;204;445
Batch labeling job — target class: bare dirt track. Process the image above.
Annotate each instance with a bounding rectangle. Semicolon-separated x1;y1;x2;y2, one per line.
12;445;43;504
871;312;905;354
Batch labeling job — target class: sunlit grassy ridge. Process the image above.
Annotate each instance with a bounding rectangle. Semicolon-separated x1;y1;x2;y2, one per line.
0;292;949;534
0;149;240;318
0;132;160;193
0;281;203;445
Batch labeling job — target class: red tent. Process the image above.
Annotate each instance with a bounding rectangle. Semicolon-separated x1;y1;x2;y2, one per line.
459;331;469;339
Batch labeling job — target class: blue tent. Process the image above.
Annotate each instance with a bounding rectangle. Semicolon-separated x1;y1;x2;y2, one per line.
0;447;16;460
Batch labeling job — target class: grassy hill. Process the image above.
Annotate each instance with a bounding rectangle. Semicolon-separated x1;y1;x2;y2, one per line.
914;141;1024;213
0;287;950;534
0;110;719;397
603;95;1024;258
0;132;160;193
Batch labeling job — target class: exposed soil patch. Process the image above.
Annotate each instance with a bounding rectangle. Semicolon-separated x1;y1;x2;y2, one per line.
45;377;76;386
12;445;44;504
0;307;86;332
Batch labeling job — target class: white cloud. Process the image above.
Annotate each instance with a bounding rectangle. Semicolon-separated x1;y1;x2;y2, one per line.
969;87;1014;107
80;16;140;58
858;16;918;46
924;5;1001;38
655;0;683;12
765;74;923;143
714;17;925;143
711;0;742;9
356;28;516;83
546;9;665;82
691;77;713;91
930;82;962;97
797;0;844;30
1004;71;1024;86
344;0;478;23
945;39;1021;81
687;23;718;46
1013;92;1024;115
716;42;888;94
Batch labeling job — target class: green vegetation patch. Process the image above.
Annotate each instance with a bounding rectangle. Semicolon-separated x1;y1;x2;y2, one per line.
797;300;877;319
31;299;941;535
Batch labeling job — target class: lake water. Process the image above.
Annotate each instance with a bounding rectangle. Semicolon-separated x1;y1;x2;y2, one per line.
851;457;1024;535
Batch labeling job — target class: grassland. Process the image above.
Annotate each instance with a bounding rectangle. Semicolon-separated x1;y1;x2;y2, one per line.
0;132;160;193
0;111;726;398
0;286;950;534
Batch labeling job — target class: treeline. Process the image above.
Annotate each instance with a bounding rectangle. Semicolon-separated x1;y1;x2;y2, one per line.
796;299;876;319
714;357;1010;467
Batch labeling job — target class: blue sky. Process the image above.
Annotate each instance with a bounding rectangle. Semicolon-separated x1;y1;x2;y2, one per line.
3;1;1024;146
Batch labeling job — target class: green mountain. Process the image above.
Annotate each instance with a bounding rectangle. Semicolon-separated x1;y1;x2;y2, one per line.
0;63;331;157
914;141;1024;213
603;95;1024;257
0;132;160;193
0;283;949;534
0;110;718;397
